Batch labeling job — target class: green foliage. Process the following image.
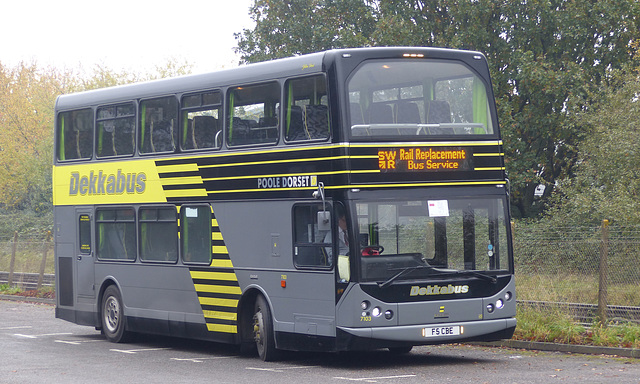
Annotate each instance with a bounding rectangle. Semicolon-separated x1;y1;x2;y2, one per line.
0;211;53;239
0;284;21;295
236;0;640;218
547;68;640;226
515;305;586;344
0;62;61;213
235;0;376;63
516;305;640;348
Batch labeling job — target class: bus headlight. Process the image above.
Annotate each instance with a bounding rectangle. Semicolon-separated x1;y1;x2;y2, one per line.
496;299;504;309
486;303;495;313
361;301;370;310
384;310;393;320
372;307;382;317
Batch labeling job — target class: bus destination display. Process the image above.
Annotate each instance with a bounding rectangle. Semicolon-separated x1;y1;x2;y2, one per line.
378;147;472;172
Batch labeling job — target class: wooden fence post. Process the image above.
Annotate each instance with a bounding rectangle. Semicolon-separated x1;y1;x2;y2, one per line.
597;219;609;324
8;231;18;287
37;231;52;290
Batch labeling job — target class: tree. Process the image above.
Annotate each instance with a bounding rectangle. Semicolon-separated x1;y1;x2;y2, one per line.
0;62;65;213
546;68;640;226
235;0;376;63
78;58;194;91
235;0;640;218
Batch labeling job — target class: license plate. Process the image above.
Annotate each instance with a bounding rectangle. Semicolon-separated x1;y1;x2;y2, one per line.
422;326;461;338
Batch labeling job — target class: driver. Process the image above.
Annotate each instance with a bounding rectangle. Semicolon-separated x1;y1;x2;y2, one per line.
324;208;350;282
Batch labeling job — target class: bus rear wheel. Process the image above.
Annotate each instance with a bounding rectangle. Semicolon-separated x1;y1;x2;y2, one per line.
101;285;130;343
253;295;280;361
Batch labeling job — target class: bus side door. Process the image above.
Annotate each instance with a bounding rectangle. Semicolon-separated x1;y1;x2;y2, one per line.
76;209;95;298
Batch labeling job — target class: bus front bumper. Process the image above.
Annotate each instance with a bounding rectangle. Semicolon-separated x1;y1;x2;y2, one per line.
338;317;516;344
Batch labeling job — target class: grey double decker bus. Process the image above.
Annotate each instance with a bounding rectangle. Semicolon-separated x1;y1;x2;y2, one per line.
53;47;516;361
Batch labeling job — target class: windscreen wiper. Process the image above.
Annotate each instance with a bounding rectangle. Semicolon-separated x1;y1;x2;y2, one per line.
378;266;496;288
378;265;435;288
449;270;497;284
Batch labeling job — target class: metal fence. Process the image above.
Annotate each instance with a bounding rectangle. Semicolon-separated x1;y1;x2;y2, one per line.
2;222;640;321
0;231;54;290
514;221;640;322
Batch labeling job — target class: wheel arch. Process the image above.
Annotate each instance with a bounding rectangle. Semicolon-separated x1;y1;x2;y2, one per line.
95;276;121;330
237;286;269;345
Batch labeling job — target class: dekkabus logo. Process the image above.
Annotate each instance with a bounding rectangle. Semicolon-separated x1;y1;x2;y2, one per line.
410;284;469;296
69;170;146;196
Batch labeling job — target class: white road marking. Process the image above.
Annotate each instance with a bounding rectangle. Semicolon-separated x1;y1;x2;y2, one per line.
55;339;102;345
246;365;318;373
14;332;73;339
110;347;171;354
334;374;417;382
0;326;32;330
171;356;236;363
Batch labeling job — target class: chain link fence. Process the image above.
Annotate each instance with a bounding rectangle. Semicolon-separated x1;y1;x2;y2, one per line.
514;221;640;322
2;222;640;320
0;232;54;290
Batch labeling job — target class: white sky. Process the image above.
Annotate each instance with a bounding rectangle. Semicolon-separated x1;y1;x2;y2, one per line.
1;0;255;74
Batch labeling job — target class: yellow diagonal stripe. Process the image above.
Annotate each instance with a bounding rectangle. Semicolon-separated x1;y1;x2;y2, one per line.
164;188;208;197
193;284;242;295
190;271;238;281
198;297;239;307
211;259;234;268
212;245;228;254
203;310;238;321
160;176;203;185
156;163;199;173
206;324;237;333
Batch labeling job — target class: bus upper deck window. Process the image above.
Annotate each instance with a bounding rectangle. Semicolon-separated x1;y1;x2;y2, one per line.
227;82;280;147
139;97;179;154
181;91;223;151
96;103;136;158
57;109;93;161
284;75;330;142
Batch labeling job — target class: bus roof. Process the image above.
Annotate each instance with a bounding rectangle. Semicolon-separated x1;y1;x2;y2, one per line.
55;51;328;111
55;47;487;112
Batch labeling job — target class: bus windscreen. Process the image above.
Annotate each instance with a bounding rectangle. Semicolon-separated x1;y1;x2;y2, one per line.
357;196;509;283
348;60;494;137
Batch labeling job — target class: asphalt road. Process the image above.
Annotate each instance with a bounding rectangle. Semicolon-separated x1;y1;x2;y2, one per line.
2;300;640;384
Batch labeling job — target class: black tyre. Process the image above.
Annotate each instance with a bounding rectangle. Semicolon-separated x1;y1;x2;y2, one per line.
253;295;280;361
101;285;130;343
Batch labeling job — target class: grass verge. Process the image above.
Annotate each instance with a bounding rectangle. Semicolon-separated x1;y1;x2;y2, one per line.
515;304;640;349
0;284;54;299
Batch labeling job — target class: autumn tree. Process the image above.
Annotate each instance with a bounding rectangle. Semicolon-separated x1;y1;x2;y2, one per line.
235;0;640;218
0;63;66;212
78;58;194;91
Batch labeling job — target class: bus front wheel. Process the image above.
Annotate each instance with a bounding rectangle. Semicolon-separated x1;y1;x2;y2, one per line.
101;285;130;343
253;295;280;361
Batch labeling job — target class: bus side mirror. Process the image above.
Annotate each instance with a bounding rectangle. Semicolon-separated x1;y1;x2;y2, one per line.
317;211;331;231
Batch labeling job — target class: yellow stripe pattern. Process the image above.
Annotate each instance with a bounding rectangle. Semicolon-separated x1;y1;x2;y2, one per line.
188;207;240;334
